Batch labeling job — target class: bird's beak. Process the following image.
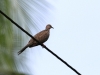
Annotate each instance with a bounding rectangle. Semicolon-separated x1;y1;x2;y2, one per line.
51;26;54;29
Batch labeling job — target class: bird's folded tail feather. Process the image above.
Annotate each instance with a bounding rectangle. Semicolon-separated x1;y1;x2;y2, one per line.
18;44;29;55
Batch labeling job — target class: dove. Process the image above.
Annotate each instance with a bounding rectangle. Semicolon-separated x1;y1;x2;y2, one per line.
18;24;53;55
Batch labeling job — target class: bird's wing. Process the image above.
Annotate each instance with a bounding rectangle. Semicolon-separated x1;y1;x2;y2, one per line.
34;30;49;43
28;30;48;47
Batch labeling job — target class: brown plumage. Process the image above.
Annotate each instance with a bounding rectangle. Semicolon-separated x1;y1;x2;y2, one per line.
18;24;53;55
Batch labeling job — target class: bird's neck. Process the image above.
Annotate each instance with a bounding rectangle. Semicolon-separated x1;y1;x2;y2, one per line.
45;28;50;31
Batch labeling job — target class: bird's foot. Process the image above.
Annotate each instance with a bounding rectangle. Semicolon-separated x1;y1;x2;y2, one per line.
41;44;45;48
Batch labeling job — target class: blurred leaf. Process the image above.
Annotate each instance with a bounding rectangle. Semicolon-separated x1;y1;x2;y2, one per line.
0;0;52;75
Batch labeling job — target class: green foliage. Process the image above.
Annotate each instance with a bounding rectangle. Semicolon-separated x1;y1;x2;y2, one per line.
0;0;25;75
0;0;52;75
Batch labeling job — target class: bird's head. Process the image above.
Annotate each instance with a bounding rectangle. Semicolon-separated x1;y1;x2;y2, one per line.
46;24;54;30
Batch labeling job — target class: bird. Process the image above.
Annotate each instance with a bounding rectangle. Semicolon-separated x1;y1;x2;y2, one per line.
18;24;53;55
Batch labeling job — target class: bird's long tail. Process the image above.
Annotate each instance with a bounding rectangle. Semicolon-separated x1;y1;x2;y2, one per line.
18;44;29;55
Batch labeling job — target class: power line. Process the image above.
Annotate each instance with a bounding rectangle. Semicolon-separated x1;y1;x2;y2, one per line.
0;10;81;75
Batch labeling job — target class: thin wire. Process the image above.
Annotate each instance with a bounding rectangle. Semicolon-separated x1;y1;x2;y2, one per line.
0;10;81;75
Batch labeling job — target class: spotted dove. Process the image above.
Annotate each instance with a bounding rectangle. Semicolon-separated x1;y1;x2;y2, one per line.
18;24;53;55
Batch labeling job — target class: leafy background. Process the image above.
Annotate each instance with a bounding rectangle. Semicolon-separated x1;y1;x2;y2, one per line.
0;0;52;75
